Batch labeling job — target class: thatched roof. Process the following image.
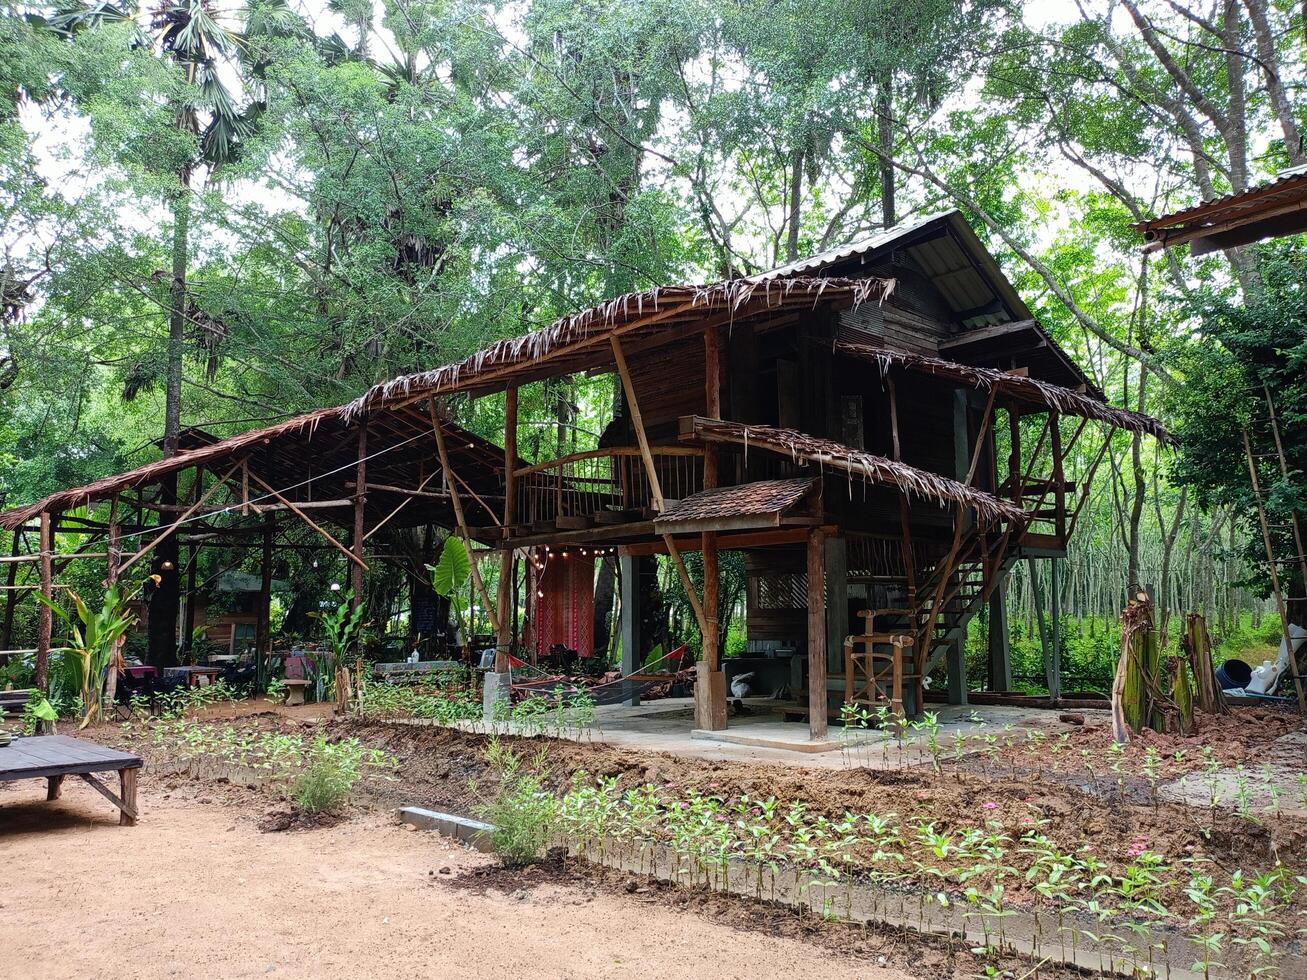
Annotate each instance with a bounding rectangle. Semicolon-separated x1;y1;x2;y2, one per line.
0;406;503;531
837;341;1171;442
681;416;1027;526
345;276;894;418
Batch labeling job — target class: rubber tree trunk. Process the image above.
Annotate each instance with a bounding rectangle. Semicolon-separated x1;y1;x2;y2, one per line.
147;189;189;669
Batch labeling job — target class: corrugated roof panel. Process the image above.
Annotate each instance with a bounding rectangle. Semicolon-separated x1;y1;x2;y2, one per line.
749;210;955;281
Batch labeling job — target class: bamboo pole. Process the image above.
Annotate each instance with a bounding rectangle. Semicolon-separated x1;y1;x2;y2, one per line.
1242;425;1307;713
1263;383;1307;615
246;472;366;571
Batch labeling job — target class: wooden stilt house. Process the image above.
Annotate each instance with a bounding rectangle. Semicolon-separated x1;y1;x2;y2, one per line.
0;211;1165;739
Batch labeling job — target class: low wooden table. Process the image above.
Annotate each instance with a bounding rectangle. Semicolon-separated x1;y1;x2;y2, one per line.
164;666;224;688
0;735;142;825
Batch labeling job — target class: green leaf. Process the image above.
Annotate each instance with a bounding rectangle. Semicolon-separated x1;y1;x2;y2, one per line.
429;536;471;598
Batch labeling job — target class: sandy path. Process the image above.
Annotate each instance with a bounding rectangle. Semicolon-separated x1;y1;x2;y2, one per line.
0;778;912;980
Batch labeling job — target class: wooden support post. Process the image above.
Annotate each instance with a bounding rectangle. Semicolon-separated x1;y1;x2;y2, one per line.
1050;411;1067;540
807;526;828;740
495;387;518;673
1050;557;1062;700
1265;384;1307;623
352;425;367;607
46;774;64;801
257;517;274;685
35;512;52;692
118;767;138;826
702;532;720;671
946;635;968;705
619;553;641;707
181;543;197;658
106;497;121;584
429;402;499;635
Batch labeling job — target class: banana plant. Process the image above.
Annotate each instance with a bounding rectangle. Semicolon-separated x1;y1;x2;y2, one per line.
38;575;158;729
427;535;472;645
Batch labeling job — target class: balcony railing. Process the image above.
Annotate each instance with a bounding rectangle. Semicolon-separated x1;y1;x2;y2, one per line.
512;446;704;529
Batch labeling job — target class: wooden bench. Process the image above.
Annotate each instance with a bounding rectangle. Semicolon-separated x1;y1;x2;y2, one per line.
0;734;143;825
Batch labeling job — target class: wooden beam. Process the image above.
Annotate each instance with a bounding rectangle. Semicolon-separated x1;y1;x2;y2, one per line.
352;425;367;607
807;526;828;740
621;526;819;557
496;386;518;672
430;401;499;634
246;471;367;572
35;512;51;692
118;462;242;576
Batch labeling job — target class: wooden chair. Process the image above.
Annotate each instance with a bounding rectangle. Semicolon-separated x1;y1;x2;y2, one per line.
843;609;916;720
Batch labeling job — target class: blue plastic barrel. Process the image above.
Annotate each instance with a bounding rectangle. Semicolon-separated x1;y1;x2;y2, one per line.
1215;658;1252;691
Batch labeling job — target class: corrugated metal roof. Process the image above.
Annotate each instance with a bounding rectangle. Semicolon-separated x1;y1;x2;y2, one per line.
748;210;956;281
1135;167;1307;236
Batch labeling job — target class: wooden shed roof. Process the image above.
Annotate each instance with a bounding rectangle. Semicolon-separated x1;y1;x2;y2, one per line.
1134;168;1307;254
0;404;504;531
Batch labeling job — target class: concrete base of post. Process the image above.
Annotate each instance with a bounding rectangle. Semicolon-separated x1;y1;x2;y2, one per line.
482;671;512;721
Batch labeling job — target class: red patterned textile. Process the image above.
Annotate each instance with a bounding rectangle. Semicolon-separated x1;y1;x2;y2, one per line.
529;554;595;657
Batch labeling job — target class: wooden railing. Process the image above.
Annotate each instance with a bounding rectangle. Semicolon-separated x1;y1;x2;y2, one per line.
512;446;704;527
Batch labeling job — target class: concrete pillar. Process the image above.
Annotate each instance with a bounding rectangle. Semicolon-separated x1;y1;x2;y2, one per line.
988;577;1012;692
619;553;640;707
946;634;968;705
482;670;511;721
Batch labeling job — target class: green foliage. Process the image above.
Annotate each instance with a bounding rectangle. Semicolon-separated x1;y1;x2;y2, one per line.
39;576;156;728
292;735;368;814
474;739;557;865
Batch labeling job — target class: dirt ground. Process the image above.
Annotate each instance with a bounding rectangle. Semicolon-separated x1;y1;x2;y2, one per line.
0;777;913;980
6;700;1303;979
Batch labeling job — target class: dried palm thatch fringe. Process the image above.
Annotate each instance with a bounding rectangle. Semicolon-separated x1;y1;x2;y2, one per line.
839;341;1171;442
684;416;1027;526
344;276;894;420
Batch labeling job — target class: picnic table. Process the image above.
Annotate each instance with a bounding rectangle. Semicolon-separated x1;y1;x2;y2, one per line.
0;735;142;825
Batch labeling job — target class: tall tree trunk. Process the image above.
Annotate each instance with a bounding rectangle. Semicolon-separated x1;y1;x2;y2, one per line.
876;76;895;228
785;146;804;261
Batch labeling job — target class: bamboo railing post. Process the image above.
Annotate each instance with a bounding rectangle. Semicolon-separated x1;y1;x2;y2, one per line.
1243;425;1307;713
